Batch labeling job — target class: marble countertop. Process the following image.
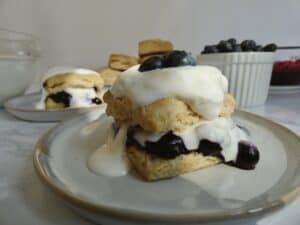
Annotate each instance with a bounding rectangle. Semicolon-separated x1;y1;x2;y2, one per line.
0;93;299;225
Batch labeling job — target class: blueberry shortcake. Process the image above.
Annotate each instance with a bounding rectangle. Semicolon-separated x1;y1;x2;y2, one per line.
103;50;260;181
37;67;104;110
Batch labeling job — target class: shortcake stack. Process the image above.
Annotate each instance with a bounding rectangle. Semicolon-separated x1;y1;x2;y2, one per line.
104;50;260;181
37;67;104;110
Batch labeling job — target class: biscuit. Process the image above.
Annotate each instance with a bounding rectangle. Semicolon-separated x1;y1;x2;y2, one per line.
108;54;138;71
43;73;104;94
104;91;235;132
98;67;121;85
127;146;221;181
45;98;65;110
138;39;173;57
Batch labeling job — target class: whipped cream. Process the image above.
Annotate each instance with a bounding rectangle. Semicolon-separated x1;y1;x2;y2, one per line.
88;125;130;177
133;117;249;162
110;65;228;120
36;67;101;109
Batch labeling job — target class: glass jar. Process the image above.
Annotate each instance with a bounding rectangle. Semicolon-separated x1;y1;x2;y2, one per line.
0;28;40;106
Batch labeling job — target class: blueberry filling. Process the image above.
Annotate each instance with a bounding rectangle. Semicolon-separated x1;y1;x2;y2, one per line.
47;91;102;107
227;141;260;170
47;91;71;107
127;127;259;170
138;50;196;72
92;97;102;105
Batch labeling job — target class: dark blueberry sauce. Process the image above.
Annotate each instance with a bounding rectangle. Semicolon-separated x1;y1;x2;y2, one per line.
47;91;71;107
92;97;102;105
47;91;102;107
126;127;259;170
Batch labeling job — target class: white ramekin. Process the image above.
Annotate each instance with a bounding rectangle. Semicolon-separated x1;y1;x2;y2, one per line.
197;52;275;108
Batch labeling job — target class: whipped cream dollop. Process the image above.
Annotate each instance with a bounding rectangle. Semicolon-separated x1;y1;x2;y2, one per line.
110;65;228;120
36;67;102;109
133;117;249;162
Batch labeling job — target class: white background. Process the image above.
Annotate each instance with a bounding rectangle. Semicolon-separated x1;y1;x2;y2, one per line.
0;0;300;73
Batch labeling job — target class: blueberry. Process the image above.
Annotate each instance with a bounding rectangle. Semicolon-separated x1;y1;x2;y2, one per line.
253;45;263;52
232;44;242;52
145;131;188;158
202;45;219;54
185;52;197;65
263;43;277;52
91;97;102;105
217;40;233;52
235;141;260;170
139;56;164;72
163;50;196;67
241;40;256;51
48;91;72;107
227;38;237;46
198;139;223;158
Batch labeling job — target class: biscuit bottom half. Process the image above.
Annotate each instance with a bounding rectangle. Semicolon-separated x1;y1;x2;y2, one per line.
127;145;222;181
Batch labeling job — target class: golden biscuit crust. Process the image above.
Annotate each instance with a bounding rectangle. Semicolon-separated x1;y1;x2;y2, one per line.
104;91;235;132
98;67;121;85
138;39;173;57
44;73;104;94
127;146;221;181
108;54;138;71
45;98;65;110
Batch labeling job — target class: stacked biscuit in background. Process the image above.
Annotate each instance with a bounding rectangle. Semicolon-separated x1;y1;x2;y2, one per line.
98;39;174;85
138;39;174;63
98;54;138;85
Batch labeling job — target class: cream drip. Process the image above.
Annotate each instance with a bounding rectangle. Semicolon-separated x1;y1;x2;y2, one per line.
110;65;228;120
87;125;130;177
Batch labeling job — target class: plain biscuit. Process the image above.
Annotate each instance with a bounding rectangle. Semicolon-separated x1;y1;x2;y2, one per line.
98;67;121;85
138;39;173;57
108;54;138;71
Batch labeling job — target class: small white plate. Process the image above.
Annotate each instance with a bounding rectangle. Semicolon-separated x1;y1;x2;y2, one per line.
33;110;300;225
269;85;300;94
4;93;106;122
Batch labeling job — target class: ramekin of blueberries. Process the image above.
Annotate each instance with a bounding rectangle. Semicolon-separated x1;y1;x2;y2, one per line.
201;38;277;54
198;38;277;108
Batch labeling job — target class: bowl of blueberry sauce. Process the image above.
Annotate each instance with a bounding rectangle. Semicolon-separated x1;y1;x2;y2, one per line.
197;38;276;108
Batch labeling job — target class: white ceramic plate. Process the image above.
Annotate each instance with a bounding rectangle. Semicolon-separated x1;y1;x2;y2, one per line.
269;85;300;94
33;110;300;225
4;93;106;122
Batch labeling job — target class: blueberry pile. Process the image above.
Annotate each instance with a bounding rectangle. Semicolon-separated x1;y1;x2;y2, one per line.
139;50;196;72
127;127;260;170
201;38;277;54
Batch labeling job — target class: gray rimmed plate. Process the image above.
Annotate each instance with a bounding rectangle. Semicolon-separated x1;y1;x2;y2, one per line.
4;93;106;122
33;110;300;225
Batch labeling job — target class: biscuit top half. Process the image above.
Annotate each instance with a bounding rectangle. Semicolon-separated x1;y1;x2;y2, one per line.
43;67;104;92
110;65;228;120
